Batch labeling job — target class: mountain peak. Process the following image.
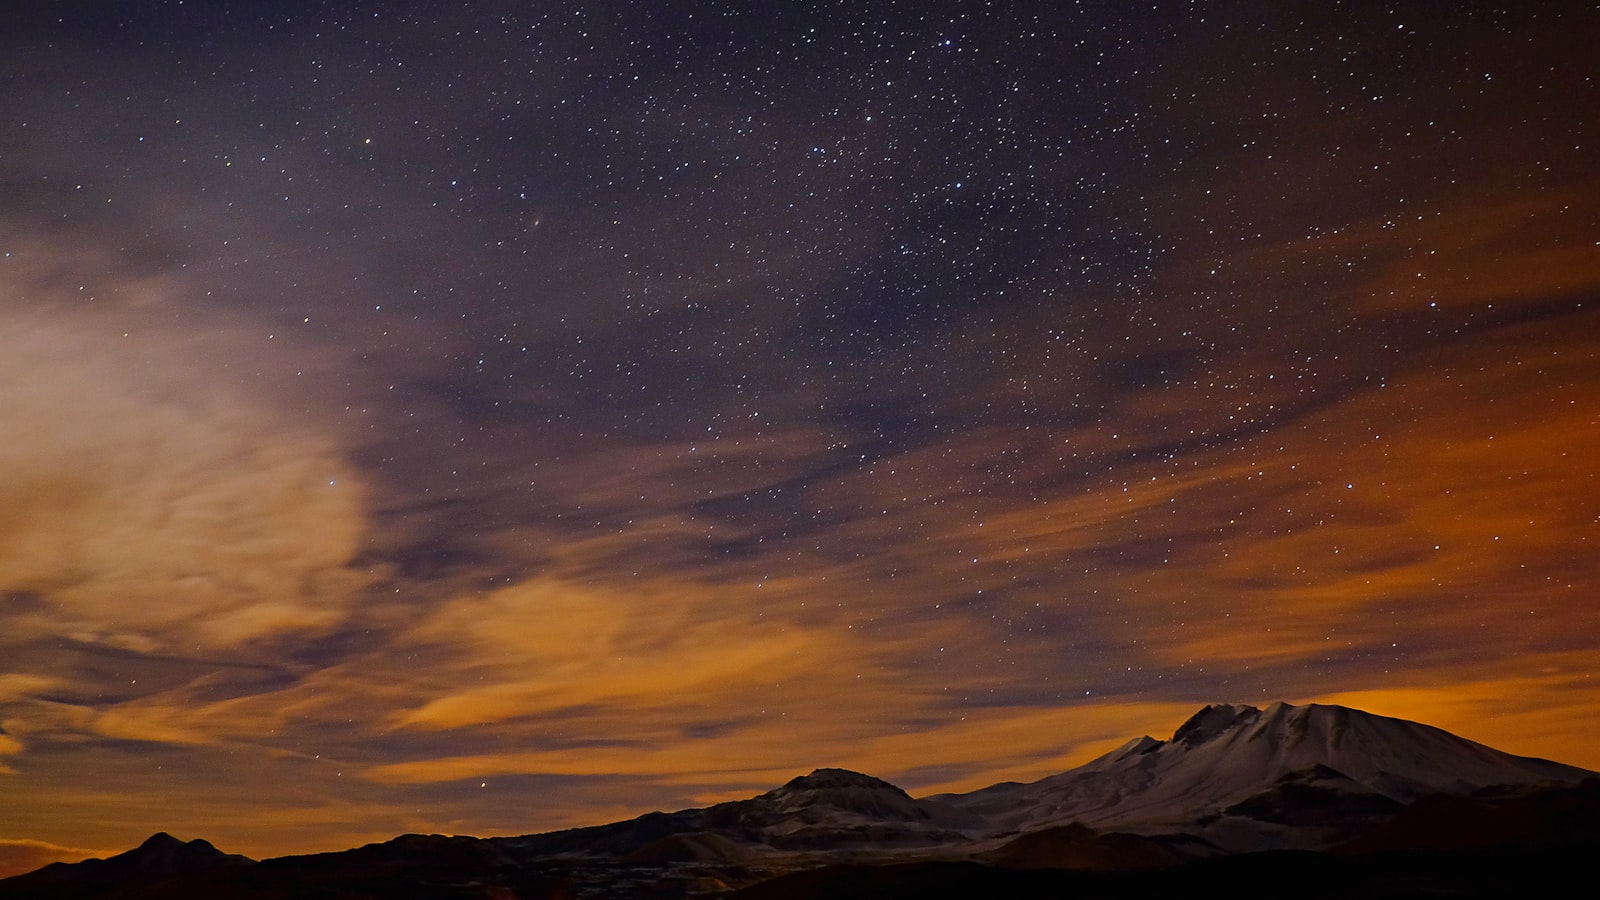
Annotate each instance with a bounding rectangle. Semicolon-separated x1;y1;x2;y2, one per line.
1172;703;1262;747
1;832;251;888
780;768;907;794
120;832;241;873
753;767;961;834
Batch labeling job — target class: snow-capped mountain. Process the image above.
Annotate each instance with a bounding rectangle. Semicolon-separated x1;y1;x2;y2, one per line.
935;701;1592;849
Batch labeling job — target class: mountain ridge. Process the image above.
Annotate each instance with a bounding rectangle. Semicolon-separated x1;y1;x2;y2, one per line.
7;701;1595;897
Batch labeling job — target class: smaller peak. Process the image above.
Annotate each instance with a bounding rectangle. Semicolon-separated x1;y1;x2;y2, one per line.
137;832;184;850
1125;735;1163;754
1172;703;1262;747
1103;734;1164;761
782;768;902;792
115;832;245;874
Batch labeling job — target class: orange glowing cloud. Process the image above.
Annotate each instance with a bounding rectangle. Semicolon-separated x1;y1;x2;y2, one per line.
365;690;1205;803
1308;652;1600;771
0;261;375;654
346;566;1198;807
1352;184;1600;313
0;839;117;880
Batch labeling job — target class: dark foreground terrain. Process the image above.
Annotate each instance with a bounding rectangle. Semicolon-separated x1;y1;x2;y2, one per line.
4;830;1598;900
728;840;1600;900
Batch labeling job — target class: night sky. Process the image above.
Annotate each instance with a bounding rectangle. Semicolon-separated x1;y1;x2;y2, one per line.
3;0;1598;875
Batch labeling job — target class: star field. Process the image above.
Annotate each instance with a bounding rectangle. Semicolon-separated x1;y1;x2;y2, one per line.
1;0;1597;873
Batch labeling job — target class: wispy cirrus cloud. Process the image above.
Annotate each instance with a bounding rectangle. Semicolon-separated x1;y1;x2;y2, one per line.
0;838;118;880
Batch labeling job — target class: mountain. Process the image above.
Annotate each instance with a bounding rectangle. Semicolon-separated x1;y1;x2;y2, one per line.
0;832;572;900
935;700;1592;850
6;702;1594;898
18;831;250;878
693;767;983;849
495;766;982;863
0;832;253;898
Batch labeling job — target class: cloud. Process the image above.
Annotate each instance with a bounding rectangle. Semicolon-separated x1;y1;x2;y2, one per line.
0;839;118;879
88;708;214;747
0;674;59;703
354;563;1206;810
383;574;864;732
1350;183;1600;314
1308;653;1600;771
1120;317;1600;666
0;732;21;775
0;254;374;654
363;693;1205;800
